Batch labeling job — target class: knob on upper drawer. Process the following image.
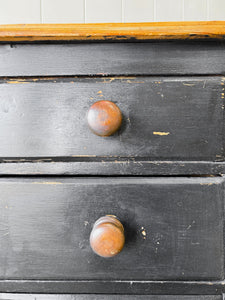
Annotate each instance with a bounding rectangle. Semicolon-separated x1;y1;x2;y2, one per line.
87;100;122;136
90;215;125;258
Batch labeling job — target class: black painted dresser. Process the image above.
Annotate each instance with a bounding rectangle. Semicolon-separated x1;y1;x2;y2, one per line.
0;22;225;299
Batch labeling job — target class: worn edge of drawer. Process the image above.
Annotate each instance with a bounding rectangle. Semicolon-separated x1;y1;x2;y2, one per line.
0;280;224;295
0;160;225;175
0;293;222;300
0;21;225;42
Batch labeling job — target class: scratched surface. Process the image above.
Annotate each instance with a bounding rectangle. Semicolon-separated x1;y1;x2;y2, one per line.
1;42;225;76
0;177;223;280
0;294;222;299
0;76;223;160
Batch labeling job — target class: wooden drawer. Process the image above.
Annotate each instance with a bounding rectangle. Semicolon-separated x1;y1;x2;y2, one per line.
0;177;223;281
0;294;222;300
1;41;225;77
0;76;223;161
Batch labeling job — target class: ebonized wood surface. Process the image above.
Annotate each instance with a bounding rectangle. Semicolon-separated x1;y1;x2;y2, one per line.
0;160;224;175
0;42;225;76
0;77;223;161
0;294;222;299
1;280;225;295
0;177;223;281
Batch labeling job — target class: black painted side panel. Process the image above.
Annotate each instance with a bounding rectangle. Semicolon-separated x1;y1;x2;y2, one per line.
0;77;223;161
1;42;225;76
0;177;223;281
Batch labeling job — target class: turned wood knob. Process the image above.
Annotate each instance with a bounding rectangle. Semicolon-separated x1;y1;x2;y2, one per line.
90;215;125;258
87;100;122;136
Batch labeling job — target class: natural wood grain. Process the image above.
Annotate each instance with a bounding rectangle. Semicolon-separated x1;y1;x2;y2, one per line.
90;216;125;257
87;101;123;137
0;21;225;41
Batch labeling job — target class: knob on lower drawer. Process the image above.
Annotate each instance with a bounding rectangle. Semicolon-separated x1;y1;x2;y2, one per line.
90;215;125;258
87;100;122;136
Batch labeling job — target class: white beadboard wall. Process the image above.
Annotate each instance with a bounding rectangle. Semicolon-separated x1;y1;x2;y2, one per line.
0;0;224;24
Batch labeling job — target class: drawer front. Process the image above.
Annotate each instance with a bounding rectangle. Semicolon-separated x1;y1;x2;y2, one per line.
0;76;223;161
0;294;222;300
0;177;223;280
1;42;225;76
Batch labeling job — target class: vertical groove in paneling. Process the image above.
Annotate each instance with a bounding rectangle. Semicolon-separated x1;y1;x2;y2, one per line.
184;0;207;21
153;0;156;21
121;0;124;23
84;0;86;23
42;0;84;23
123;0;154;23
40;0;43;23
85;0;122;23
208;0;225;20
155;0;183;21
182;0;185;21
1;0;225;24
206;0;209;20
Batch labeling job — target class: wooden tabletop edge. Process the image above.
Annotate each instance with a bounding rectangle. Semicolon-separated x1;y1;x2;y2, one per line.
0;21;225;41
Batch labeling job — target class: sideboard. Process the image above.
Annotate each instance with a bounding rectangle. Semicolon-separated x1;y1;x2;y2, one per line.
0;21;224;299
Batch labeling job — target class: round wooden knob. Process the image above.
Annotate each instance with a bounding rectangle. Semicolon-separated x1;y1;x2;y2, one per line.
87;100;122;136
90;215;125;258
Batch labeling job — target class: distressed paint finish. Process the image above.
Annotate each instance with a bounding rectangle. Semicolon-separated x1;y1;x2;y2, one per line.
0;22;225;41
0;281;224;295
0;294;222;299
0;77;222;163
2;42;225;77
0;177;223;281
87;100;122;137
0;160;224;175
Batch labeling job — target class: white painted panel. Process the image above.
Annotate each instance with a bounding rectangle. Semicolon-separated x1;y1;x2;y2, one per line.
0;0;225;25
85;0;122;23
155;0;183;21
0;0;40;24
123;0;154;22
42;0;84;23
184;0;207;21
208;0;225;20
